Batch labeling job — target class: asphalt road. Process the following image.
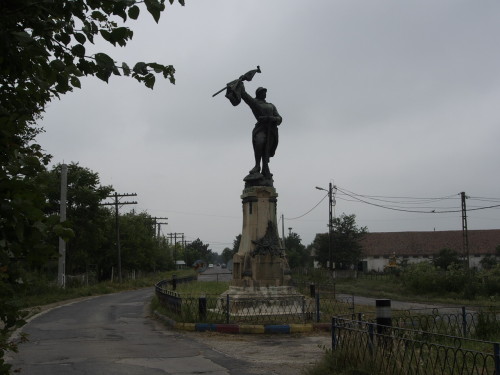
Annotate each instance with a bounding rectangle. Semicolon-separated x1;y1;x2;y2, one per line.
197;265;232;282
6;288;263;375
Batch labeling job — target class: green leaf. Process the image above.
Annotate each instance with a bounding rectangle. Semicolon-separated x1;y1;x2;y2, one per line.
122;62;131;76
128;5;140;19
71;44;86;58
50;59;66;72
112;27;133;47
95;53;115;69
11;31;33;44
178;0;185;5
74;33;87;44
133;62;148;75
144;0;164;23
100;30;115;46
144;73;155;89
148;62;165;73
70;76;81;88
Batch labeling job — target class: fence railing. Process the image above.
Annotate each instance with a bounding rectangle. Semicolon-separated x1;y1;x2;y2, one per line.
342;306;500;340
155;279;354;324
331;316;500;375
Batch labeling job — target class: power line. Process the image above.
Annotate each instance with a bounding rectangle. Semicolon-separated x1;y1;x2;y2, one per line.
285;193;328;220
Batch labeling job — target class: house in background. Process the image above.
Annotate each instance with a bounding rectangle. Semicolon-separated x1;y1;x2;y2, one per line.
360;229;500;272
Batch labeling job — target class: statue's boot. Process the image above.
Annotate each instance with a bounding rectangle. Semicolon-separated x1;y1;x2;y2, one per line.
249;165;261;174
262;164;272;179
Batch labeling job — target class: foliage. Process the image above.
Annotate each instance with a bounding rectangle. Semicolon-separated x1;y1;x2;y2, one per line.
402;261;472;296
311;214;367;269
480;255;497;270
0;1;183;369
183;238;216;267
37;162;114;275
220;247;233;264
433;248;461;270
284;231;309;268
119;211;173;272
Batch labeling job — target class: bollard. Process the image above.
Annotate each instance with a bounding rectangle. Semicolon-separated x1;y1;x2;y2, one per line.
199;296;207;321
172;274;177;291
310;283;316;298
376;299;392;334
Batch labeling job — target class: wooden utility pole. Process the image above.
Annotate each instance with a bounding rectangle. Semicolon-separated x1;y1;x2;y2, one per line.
101;192;137;282
57;164;68;288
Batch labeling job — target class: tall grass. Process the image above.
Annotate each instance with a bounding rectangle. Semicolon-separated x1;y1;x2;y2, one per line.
15;270;196;309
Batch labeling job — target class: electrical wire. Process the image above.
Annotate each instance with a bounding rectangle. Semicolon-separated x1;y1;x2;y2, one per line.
285;193;328;220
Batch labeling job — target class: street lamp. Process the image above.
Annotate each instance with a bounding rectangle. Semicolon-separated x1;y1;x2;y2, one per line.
316;183;336;271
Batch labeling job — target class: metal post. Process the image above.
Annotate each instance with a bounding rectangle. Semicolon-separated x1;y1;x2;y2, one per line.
310;283;316;298
316;291;320;323
462;306;467;337
368;323;374;355
332;317;337;349
494;343;500;375
199;296;207;321
226;294;230;324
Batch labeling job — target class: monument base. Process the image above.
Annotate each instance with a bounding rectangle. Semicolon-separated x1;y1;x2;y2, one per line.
219;286;314;319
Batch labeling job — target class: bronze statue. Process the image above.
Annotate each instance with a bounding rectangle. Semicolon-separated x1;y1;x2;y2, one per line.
241;84;282;179
213;67;283;186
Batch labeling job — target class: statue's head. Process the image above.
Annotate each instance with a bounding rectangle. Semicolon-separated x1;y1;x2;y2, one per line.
256;87;267;100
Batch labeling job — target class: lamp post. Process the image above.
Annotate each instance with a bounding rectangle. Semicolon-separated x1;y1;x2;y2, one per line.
316;182;336;271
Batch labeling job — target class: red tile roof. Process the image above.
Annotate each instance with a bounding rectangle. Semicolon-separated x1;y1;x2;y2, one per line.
360;230;500;257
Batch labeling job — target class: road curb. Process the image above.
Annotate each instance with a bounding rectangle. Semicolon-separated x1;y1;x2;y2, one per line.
153;310;331;334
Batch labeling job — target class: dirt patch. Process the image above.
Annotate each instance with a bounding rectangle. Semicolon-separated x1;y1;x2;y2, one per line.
183;330;331;375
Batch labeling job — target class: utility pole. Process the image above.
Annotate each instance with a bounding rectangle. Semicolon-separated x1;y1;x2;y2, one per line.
316;182;337;271
57;164;68;288
167;232;184;266
461;192;469;270
152;217;168;242
101;192;137;283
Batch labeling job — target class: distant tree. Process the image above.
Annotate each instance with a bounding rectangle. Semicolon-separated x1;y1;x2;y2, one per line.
119;211;172;272
311;214;367;269
184;238;215;266
284;232;309;269
433;248;461;270
38;163;114;275
221;247;234;264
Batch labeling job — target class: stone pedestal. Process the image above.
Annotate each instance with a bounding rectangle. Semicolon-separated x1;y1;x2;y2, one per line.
230;186;291;289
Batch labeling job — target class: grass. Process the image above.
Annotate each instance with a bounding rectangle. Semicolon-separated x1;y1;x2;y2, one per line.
174;281;229;296
15;270;196;309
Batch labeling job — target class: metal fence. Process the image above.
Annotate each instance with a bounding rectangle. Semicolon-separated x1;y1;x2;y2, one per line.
331;316;500;375
345;306;500;340
155;280;354;324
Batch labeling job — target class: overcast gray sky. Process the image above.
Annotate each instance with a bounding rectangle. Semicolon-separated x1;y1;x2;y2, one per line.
38;1;500;253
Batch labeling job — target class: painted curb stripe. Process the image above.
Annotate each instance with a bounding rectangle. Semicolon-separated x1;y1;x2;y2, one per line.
216;324;240;334
240;325;265;334
265;325;290;334
290;324;313;333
